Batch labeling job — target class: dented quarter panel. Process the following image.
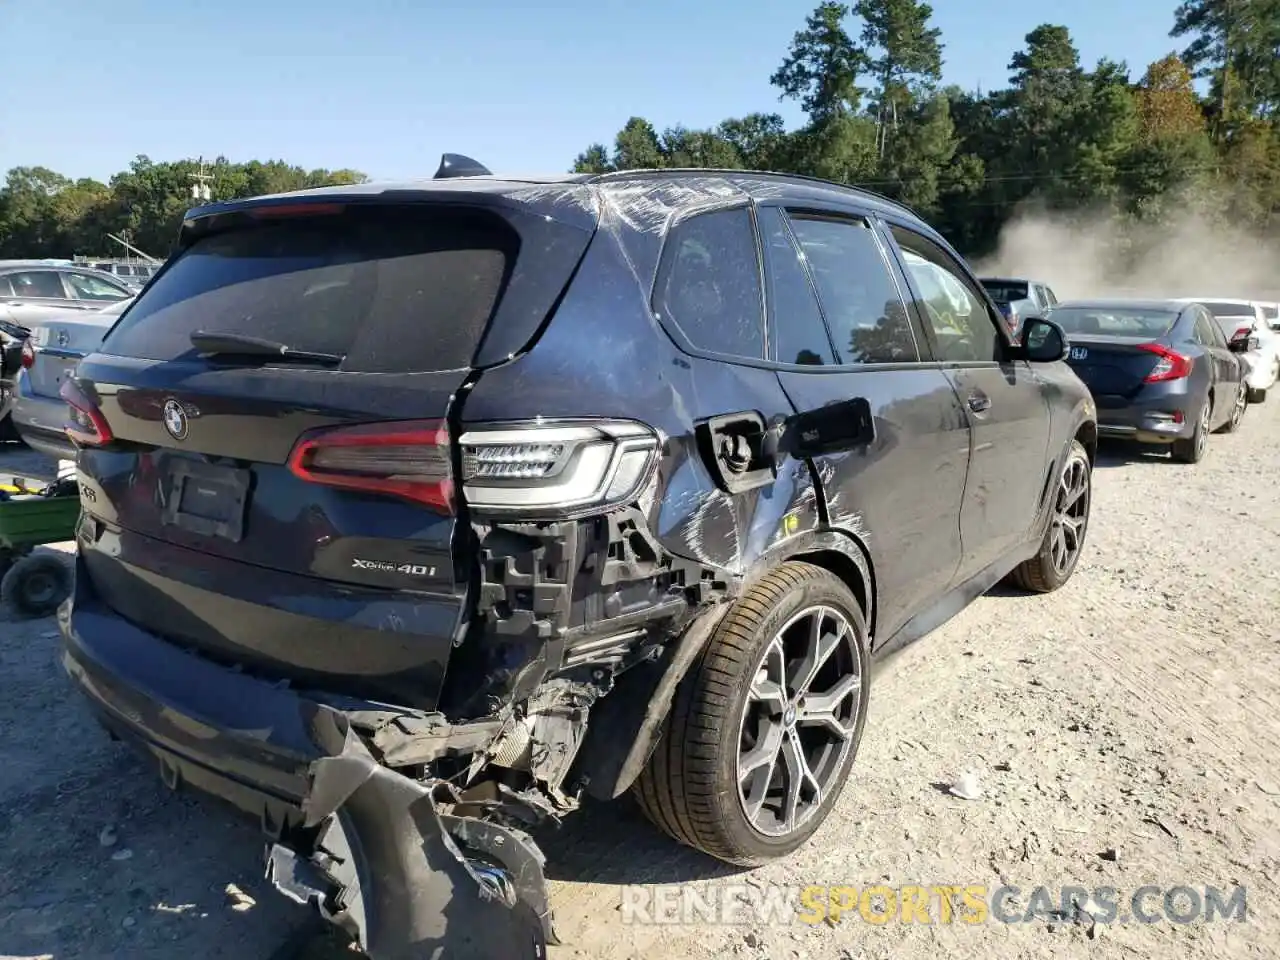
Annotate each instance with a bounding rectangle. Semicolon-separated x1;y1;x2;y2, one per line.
775;366;972;644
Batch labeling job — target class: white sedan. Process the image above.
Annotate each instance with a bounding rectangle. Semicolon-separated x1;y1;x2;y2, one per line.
1174;298;1280;403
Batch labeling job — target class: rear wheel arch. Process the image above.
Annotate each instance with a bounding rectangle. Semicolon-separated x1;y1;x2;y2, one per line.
1074;420;1097;465
782;540;875;641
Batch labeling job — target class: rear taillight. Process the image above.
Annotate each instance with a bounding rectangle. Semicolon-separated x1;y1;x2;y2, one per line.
1138;343;1193;383
20;340;35;369
287;418;661;519
458;420;659;518
60;379;113;446
287;420;454;513
1232;325;1252;341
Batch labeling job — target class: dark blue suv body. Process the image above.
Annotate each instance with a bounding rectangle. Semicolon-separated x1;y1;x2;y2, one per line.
59;163;1096;958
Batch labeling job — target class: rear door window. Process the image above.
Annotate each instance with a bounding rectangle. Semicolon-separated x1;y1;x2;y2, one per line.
785;214;919;364
759;207;835;365
6;271;67;299
654;207;765;360
101;205;518;373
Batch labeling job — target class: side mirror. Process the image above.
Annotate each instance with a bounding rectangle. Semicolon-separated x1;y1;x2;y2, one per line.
1020;317;1067;363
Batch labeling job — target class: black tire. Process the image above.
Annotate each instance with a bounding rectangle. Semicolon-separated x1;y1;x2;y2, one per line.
1218;382;1247;434
1;553;73;618
1008;439;1092;594
634;561;870;866
1171;396;1212;463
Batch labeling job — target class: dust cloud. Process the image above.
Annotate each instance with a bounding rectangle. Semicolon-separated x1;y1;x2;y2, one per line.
971;202;1280;303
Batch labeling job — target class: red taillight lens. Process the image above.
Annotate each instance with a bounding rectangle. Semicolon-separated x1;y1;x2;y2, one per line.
287;419;454;513
60;379;113;446
1138;343;1193;383
20;340;35;369
1231;325;1252;341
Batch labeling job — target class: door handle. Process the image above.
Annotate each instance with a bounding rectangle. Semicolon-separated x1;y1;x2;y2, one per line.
967;391;991;413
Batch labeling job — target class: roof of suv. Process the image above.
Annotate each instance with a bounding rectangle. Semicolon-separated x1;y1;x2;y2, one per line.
181;168;928;232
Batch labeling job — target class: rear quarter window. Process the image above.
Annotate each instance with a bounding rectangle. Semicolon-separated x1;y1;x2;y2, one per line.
101;205;518;373
654;207;765;360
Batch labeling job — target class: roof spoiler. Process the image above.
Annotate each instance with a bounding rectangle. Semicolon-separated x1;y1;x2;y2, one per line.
433;153;492;179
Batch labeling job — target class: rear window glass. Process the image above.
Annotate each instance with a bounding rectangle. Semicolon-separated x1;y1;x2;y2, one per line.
1048;307;1177;337
101;206;516;373
1198;301;1254;318
1261;304;1278;320
980;280;1028;304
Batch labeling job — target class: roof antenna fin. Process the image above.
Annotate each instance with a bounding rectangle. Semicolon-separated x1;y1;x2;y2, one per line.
433;153;492;179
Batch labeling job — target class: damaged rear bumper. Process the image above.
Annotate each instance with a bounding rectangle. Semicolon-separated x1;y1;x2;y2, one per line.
59;586;555;958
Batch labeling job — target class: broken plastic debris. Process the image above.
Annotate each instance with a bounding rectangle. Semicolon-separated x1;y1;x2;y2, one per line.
111;848;133;861
98;825;118;847
225;883;257;913
949;770;983;800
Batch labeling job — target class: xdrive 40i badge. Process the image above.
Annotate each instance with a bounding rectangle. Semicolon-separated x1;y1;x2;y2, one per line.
351;558;436;577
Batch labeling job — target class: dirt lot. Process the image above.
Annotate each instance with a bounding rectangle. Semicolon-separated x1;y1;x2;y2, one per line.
2;400;1278;960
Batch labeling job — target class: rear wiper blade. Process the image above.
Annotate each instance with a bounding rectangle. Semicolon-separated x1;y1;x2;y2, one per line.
189;331;344;366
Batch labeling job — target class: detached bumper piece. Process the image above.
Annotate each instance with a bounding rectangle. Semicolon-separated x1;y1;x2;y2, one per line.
267;725;554;960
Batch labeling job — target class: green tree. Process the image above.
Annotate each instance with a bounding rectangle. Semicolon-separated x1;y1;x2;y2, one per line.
853;0;944;157
771;2;868;124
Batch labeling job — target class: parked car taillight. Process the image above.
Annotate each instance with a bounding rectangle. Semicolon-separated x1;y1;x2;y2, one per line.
60;379;114;446
20;340;35;369
1138;343;1193;383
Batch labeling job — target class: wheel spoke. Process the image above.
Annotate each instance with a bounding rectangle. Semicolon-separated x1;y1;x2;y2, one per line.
739;716;784;777
798;673;860;740
781;730;822;832
790;611;841;694
749;638;788;714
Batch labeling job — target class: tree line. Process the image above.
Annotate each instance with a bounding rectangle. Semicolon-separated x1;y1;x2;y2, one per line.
573;0;1280;257
1;0;1277;262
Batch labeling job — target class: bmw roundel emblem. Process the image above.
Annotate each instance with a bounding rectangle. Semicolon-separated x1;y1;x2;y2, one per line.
162;399;189;440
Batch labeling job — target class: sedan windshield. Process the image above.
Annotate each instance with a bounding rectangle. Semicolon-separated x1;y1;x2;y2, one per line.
1048;306;1177;337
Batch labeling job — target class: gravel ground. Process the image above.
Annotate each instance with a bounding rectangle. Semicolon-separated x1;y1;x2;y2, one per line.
1;398;1277;960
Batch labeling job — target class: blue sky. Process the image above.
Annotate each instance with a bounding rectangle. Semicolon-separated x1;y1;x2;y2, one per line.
1;0;1185;183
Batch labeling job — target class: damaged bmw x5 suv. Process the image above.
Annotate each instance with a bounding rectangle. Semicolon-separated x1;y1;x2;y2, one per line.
59;157;1097;958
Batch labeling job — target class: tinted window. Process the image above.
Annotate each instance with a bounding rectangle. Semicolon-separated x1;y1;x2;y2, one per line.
655;208;764;359
1049;307;1177;337
786;215;918;364
102;205;516;373
1199;301;1255;318
6;271;66;299
980;280;1029;304
1043;286;1058;305
892;227;1001;363
759;207;834;365
66;272;130;301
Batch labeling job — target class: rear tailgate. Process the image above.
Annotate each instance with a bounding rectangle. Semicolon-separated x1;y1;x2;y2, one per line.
71;196;594;708
1064;335;1172;399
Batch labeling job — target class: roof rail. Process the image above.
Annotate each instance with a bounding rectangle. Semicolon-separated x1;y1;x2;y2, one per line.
587;167;921;219
433;153;492;179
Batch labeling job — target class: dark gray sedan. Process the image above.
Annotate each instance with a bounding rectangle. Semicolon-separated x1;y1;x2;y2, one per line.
1049;298;1251;463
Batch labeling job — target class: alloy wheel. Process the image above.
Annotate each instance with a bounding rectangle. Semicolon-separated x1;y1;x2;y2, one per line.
1232;385;1247;427
1049;452;1090;576
1196;402;1210;457
736;605;862;837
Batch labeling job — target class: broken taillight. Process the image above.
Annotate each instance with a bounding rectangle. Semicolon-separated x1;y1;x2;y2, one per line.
287;420;454;513
1138;343;1193;383
60;379;113;446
